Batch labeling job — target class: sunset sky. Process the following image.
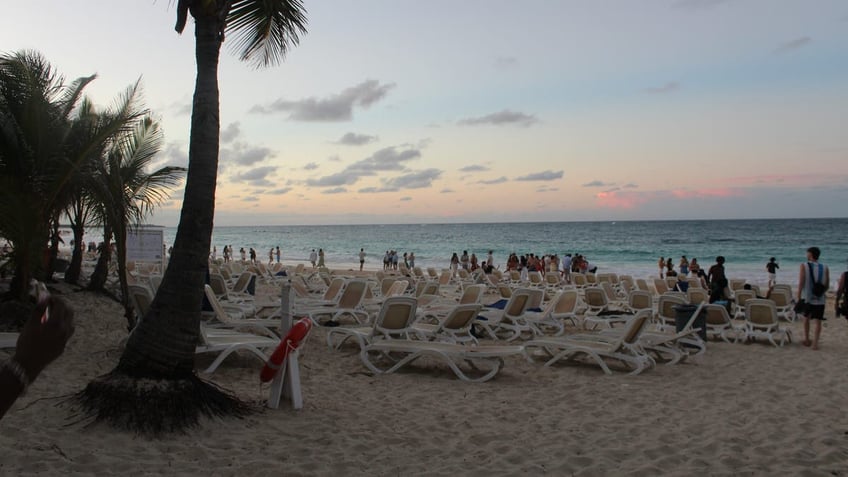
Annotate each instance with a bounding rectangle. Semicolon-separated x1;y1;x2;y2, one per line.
2;0;847;225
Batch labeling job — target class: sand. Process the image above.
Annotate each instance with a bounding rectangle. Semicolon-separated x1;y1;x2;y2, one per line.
2;275;848;476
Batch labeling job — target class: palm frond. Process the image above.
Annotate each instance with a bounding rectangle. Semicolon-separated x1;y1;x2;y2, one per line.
226;0;308;68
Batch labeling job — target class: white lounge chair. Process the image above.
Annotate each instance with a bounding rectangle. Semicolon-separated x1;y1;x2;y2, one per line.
196;324;279;374
476;289;533;341
522;289;581;336
303;279;370;325
744;299;792;347
326;296;418;351
412;303;481;344
526;313;653;375
582;287;632;330
204;285;281;338
360;339;526;382
0;332;18;349
704;303;745;343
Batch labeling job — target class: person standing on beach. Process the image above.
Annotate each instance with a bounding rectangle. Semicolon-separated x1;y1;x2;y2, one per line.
276;246;281;263
239;247;247;262
211;246;217;261
798;247;829;350
487;250;494;270
359;248;366;271
408;252;415;269
766;257;779;287
317;248;325;268
460;251;469;271
679;256;689;276
392;250;399;270
309;249;317;268
657;257;665;279
268;248;274;264
470;253;478;271
707;256;728;303
835;262;848;319
561;253;572;283
450;253;460;277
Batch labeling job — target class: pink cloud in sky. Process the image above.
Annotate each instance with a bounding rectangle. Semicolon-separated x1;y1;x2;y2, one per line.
596;188;745;209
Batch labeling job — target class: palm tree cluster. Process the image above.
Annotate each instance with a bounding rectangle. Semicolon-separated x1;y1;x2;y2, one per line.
0;50;184;329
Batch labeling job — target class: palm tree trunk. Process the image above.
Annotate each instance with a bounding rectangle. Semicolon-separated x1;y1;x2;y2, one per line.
45;219;60;282
64;221;84;284
114;219;135;331
77;10;251;434
88;225;112;291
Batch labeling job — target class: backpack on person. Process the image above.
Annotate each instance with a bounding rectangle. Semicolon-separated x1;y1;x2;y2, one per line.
808;262;827;298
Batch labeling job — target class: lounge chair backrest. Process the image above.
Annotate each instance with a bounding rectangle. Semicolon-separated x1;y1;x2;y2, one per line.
746;299;778;326
573;274;587;287
546;273;560;286
584;287;608;307
413;267;425;278
505;290;532;317
585;274;597;284
209;274;228;297
628;291;652;311
441;304;482;331
554;289;579;314
204;284;233;324
231;272;254;294
735;290;755;307
528;271;543;284
323;278;345;301
704;304;732;325
427;267;438;278
770;289;791;307
373;296;418;336
290;279;311;298
658;294;685;318
509;270;521;282
665;277;678;289
414;280;426;297
420;281;439;297
621;311;651;345
730;279;747;291
687;288;708;305
687;278;702;289
458;269;469;279
294;263;305;274
459;285;485;305
376;271;385;282
337;280;368;309
596;273;611;284
601;282;617;301
636;278;649;292
438;270;452;285
128;284;153;322
526;288;544;309
220;268;232;280
381;277;397;296
498;284;512;299
654;279;670;294
385;280;408;297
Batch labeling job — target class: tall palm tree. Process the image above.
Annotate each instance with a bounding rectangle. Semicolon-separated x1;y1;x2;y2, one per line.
79;1;307;433
88;117;185;330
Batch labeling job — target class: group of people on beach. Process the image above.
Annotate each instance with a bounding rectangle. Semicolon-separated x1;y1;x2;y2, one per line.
213;245;282;265
449;250;495;276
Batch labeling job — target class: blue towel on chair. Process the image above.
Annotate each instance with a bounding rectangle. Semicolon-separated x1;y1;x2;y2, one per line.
485;299;509;309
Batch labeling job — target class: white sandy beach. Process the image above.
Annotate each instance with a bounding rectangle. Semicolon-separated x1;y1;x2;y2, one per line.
2;277;847;476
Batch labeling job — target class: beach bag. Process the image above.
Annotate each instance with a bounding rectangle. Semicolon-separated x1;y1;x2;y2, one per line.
808;263;827;298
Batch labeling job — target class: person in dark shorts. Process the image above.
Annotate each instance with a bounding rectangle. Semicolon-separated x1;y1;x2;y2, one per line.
707;256;728;303
797;247;829;350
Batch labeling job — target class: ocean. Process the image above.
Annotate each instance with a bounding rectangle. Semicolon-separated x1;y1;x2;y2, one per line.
159;218;847;288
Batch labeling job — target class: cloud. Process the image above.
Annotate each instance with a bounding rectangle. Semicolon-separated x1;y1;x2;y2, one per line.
478;176;509;185
322;187;347;194
774;36;812;54
458;164;490;172
537;186;559;193
249;79;396;121
623;183;639;189
382;169;442;189
232;166;277;187
327;155;342;162
335;132;378;146
266;187;292;195
160;142;188;167
494;56;518;69
306;145;423;188
516;170;563;182
220;122;241;143
644;81;680;94
458;109;538;127
583;180;614;187
672;0;734;10
243;196;259;202
399;197;412;202
303;162;319;171
305;170;363;187
220;142;275;166
440;188;455;193
346;146;421;173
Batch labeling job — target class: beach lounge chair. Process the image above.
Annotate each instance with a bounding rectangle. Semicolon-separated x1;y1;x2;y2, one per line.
600;306;706;365
655;294;686;333
412;303;482;344
768;288;796;322
476;288;534;341
326;296;418;350
128;283;155;324
360;338;526;382
522;288;581;336
732;289;756;319
419;284;483;317
704;304;745;343
196;324;279;374
635;278;650;293
204;285;281;338
303;279;370;325
653;278;670;295
624;290;653;315
744;299;792;347
687;287;709;305
582;287;632;330
526;313;654;375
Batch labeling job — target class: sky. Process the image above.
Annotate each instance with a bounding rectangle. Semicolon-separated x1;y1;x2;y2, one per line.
2;0;847;226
